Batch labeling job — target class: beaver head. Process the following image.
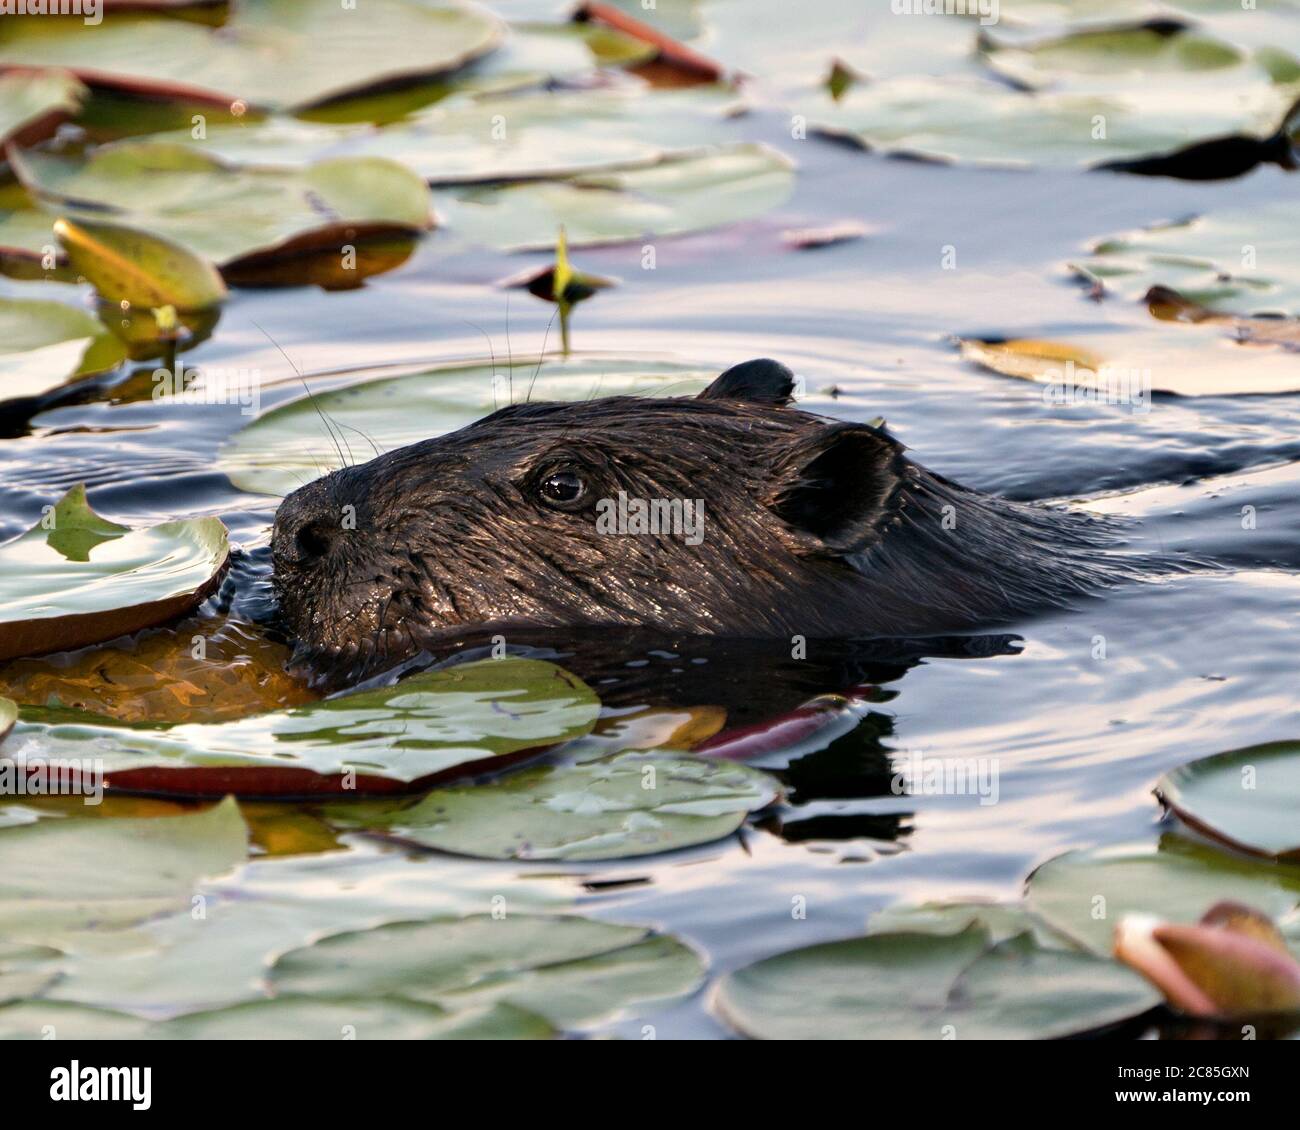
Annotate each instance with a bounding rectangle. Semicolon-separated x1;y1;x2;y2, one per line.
272;359;1129;682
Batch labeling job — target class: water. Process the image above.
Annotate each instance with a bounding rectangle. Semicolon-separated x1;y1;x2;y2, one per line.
3;64;1299;1038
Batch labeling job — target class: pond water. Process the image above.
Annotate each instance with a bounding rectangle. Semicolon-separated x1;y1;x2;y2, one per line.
1;0;1298;1039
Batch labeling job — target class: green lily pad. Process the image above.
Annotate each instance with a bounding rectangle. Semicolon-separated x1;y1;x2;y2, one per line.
336;750;780;861
0;699;14;745
715;922;1160;1039
0;297;128;400
0;797;247;947
0;69;85;148
0;1000;154;1040
53;216;228;313
0;0;503;112
1025;836;1300;956
7;142;432;275
0;484;229;662
1156;741;1300;860
1082;203;1300;316
810;62;1297;167
218;354;715;497
433;142;795;251
0;940;61;1006
12;657;601;789
866;900;1073;947
270;913;705;1029
160;997;555;1040
0;997;555;1040
145;86;741;184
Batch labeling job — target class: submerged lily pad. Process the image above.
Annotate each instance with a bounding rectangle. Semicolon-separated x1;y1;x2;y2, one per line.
11;657;600;793
1082;203;1300;316
1156;741;1300;860
1025;837;1300;956
0;297;128;401
270;913;705;1029
0;0;503;112
434;143;795;251
0;69;85;148
716;921;1160;1039
0;797;247;946
336;750;779;861
218;354;715;497
0;485;229;662
7;142;433;276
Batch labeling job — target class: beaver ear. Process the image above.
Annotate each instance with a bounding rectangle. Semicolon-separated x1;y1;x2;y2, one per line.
766;423;902;554
698;359;795;406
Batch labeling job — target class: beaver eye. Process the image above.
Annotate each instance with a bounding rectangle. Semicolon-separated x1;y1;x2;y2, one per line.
538;469;586;508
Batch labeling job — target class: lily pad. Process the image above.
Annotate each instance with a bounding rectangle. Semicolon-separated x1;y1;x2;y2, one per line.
1082;203;1300;316
10;657;600;793
0;484;229;662
955;320;1300;396
270;913;705;1029
7;142;433;276
218;354;715;497
0;0;503;112
335;750;779;861
0;997;555;1040
434;142;795;251
0;699;14;745
52;216;228;313
0;69;85;148
715;922;1160;1039
1025;836;1300;956
148;85;741;184
1156;740;1300;861
0;297;128;401
0;797;247;946
160;997;555;1040
810;49;1299;168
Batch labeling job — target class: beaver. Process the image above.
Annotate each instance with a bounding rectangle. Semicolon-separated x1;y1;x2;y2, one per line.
271;359;1142;687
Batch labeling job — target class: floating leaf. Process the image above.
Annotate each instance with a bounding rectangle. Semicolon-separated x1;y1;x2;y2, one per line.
1082;203;1300;316
716;922;1159;1039
270;913;705;1029
955;321;1300;396
0;0;503;112
810;50;1299;170
218;354;715;497
434;143;795;251
0;297;128;401
0;797;247;947
155;85;744;184
161;997;555;1040
334;750;779;861
10;143;433;281
0;485;229;662
1156;740;1300;860
1025;837;1300;956
0;699;14;745
0;69;85;148
10;657;600;794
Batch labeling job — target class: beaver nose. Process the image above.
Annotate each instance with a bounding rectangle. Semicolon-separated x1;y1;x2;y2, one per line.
274;491;348;568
